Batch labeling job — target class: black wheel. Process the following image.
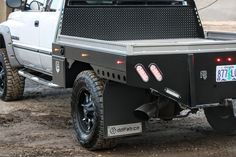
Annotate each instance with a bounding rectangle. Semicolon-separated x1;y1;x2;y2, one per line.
0;49;25;101
204;106;236;134
71;70;116;150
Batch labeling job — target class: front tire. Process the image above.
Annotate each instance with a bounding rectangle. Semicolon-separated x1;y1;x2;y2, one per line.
71;70;116;150
204;106;236;134
0;48;25;101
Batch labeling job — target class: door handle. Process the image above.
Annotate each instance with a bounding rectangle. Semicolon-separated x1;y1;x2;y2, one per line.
34;20;39;27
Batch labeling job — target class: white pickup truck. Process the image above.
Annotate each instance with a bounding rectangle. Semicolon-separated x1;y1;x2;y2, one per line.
1;0;236;150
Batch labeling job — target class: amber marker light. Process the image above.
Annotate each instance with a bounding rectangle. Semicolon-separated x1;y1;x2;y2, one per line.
81;53;89;57
53;48;60;53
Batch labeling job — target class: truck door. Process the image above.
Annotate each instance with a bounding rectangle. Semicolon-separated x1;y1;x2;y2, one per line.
11;0;47;72
38;0;63;74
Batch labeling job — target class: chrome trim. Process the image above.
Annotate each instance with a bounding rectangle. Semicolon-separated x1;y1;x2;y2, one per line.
18;69;60;88
13;44;51;55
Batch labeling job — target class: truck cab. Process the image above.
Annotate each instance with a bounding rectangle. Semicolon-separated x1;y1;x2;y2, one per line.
1;0;63;75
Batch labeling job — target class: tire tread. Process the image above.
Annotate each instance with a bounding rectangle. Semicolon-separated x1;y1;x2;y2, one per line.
0;48;25;101
71;70;116;150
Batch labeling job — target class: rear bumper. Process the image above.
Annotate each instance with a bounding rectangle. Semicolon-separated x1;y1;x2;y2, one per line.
126;51;236;107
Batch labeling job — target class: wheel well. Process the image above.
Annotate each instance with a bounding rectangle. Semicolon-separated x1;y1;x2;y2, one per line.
0;34;6;48
66;60;93;87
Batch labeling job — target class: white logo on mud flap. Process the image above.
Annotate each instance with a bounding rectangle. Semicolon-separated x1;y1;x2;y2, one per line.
55;61;60;73
107;122;142;137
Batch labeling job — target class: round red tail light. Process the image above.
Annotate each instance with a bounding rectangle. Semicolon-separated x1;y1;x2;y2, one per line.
216;58;221;62
227;57;232;62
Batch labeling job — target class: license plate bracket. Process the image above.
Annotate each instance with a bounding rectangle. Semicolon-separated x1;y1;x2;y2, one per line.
216;65;236;82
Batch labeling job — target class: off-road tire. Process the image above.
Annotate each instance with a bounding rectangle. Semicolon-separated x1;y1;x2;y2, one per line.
0;48;25;101
204;106;236;134
71;70;116;150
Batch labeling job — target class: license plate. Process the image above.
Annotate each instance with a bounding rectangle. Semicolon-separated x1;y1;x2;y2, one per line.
216;65;236;82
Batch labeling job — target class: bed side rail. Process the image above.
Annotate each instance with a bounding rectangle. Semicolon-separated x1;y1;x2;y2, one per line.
206;31;236;40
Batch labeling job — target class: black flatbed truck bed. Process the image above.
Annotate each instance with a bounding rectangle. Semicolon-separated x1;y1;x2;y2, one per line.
3;0;236;151
53;32;236;105
51;0;236;150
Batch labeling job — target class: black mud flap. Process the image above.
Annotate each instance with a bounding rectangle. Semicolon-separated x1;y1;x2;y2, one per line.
103;81;151;138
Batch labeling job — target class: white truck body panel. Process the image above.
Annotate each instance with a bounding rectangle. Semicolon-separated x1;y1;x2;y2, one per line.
0;0;64;74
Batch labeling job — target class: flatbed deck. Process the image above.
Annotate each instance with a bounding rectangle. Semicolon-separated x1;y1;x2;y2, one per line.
57;32;236;56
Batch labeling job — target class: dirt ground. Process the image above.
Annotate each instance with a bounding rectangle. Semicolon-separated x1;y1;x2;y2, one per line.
1;23;236;157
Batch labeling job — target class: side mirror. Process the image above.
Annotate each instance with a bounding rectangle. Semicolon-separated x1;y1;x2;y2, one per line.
6;0;22;8
29;1;40;11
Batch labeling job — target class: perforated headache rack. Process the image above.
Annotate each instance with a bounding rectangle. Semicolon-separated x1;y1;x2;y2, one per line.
61;0;204;41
